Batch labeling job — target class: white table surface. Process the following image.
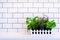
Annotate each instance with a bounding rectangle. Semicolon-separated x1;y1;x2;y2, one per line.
0;32;60;39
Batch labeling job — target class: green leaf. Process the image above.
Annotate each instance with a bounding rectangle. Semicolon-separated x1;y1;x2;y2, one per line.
26;16;56;30
46;20;56;29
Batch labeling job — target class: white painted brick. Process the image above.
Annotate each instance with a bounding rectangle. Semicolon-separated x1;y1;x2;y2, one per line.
0;29;7;32
39;8;48;12
59;29;60;32
53;19;58;24
3;3;12;8
0;3;2;8
8;29;17;32
24;13;33;18
23;3;33;7
8;8;17;13
52;29;58;34
18;8;27;12
0;0;59;33
44;3;53;8
29;8;38;12
55;24;60;28
49;8;58;12
58;8;60;12
0;13;2;18
49;18;54;20
13;13;22;18
18;0;27;2
39;0;43;2
44;13;53;18
34;3;43;7
49;0;58;2
13;3;23;7
0;19;7;23
3;24;12;28
0;0;7;2
29;0;38;2
8;19;17;23
59;19;60;24
18;29;27;32
23;24;27;28
54;3;60;7
3;13;12;18
58;14;60;17
34;13;43;17
8;0;17;2
18;19;25;23
43;0;48;2
0;8;7;12
54;13;59;18
0;24;2;28
13;24;22;28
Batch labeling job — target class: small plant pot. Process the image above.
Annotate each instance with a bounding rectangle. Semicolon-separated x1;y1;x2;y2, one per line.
31;29;52;35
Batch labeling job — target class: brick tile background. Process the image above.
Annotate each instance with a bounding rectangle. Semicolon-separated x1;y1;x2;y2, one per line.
0;0;59;32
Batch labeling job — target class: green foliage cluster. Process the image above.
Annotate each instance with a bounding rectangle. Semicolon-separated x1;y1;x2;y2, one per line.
26;16;56;30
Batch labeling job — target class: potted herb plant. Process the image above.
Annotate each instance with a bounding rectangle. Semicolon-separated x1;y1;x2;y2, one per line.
26;16;56;35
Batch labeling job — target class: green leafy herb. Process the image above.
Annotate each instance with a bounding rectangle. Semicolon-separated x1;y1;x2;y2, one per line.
46;20;56;29
26;16;56;30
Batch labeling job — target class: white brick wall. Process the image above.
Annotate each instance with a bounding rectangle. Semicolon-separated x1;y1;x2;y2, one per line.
34;13;43;17
3;24;12;28
3;13;12;18
13;13;22;18
44;3;53;8
3;3;12;8
0;3;2;8
39;8;48;13
49;8;58;13
13;3;23;7
22;24;27;28
53;19;58;24
8;0;17;2
18;19;25;23
44;13;53;18
29;0;38;2
0;24;2;28
54;13;59;18
0;29;7;32
34;3;43;7
8;8;17;13
0;0;59;33
18;0;28;2
13;24;22;28
8;29;17;32
0;19;7;23
18;29;27;32
55;24;60;28
0;0;7;2
0;8;7;13
24;13;33;18
18;8;27;12
52;29;58;34
28;8;38;12
8;19;17;23
0;13;2;18
59;8;60;12
23;3;33;7
48;0;58;2
54;3;60;7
